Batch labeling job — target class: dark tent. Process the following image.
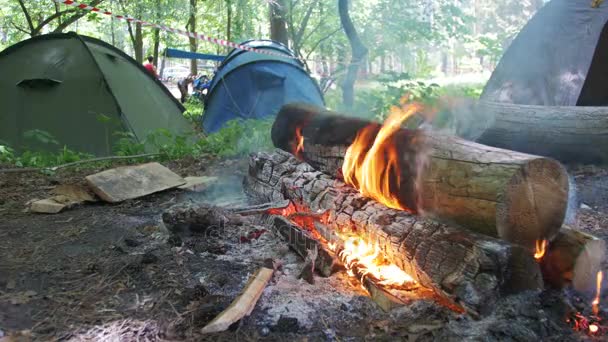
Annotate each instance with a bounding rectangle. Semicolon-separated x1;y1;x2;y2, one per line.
481;0;608;106
0;32;193;156
202;39;324;133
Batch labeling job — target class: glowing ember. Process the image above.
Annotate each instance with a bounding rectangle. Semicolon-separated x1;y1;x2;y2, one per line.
329;236;415;287
534;239;548;260
593;270;603;315
342;102;422;211
295;127;305;158
590;324;599;333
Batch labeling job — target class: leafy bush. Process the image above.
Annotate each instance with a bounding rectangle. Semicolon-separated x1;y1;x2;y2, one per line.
196;119;274;157
183;97;204;124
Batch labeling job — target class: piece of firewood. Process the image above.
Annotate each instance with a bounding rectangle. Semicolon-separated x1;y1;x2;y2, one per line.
272;216;338;277
271;103;569;250
298;246;317;284
541;225;606;292
244;150;543;316
200;266;274;334
461;101;608;164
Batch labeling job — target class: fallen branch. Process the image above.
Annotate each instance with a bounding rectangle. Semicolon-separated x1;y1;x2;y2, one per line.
0;153;161;174
200;265;275;334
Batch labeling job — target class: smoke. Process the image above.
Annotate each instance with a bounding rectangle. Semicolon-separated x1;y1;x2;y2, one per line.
564;174;578;226
424;96;496;142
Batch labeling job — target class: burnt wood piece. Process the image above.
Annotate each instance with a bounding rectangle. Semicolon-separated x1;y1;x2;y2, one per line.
244;150;543;316
541;225;606;292
469;101;608;164
162;203;241;233
271;103;569;250
272;216;338;277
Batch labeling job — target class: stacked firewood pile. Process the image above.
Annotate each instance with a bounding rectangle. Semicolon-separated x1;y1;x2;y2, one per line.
242;103;605;317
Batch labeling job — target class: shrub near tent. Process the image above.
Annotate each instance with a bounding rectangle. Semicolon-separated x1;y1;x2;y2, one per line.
0;32;193;156
202;39;325;133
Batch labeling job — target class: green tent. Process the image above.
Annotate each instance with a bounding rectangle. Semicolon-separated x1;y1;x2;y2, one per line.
0;32;193;156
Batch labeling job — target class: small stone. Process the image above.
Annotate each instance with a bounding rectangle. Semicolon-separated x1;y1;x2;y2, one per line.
260;327;270;336
323;328;337;340
580;203;592;210
167;235;182;247
141;252;159;264
272;316;299;333
124;238;140;247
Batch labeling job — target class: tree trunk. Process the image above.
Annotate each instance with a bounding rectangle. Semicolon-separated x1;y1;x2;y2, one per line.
187;0;198;75
152;0;162;67
454;101;608;164
226;0;233;44
271;104;570;250
269;0;288;45
244;150;543;316
338;0;368;108
134;22;143;63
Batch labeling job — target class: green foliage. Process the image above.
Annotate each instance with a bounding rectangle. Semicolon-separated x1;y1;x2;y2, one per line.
0;145;92;169
183;97;204;123
196;119;274;157
23;129;60;147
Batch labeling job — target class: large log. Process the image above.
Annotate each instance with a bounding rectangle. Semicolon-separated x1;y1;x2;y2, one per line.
271;103;569;250
244;150;543;316
540;225;606;292
457;101;608;164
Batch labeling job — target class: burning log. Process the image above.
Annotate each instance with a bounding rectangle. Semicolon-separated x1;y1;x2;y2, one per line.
541;225;606;291
271;103;569;250
272;216;339;277
467;101;608;164
244;150;543;315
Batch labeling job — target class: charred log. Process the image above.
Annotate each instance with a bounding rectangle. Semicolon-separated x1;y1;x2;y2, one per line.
541;225;606;292
271;103;569;250
272;216;339;277
244;150;543;315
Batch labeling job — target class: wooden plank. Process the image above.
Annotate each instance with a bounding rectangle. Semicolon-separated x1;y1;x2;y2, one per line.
201;266;274;334
85;162;185;203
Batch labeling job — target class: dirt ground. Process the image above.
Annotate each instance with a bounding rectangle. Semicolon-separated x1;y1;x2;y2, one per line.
0;156;607;341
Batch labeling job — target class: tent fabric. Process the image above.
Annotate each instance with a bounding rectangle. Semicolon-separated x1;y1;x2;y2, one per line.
481;0;608;106
0;32;192;156
164;48;225;61
202;39;324;133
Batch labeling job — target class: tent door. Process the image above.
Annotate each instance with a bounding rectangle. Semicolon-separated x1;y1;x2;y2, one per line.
577;21;608;106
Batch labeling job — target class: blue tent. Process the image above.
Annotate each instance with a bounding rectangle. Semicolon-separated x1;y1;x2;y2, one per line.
202;40;324;133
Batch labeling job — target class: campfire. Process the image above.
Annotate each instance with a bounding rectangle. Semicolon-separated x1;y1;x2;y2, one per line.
242;101;607;333
159;101;606;337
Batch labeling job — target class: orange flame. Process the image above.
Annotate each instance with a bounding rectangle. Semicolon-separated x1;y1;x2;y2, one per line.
590;324;599;334
592;270;603;315
329;236;415;287
342;102;422;211
295;127;305;158
534;239;548;260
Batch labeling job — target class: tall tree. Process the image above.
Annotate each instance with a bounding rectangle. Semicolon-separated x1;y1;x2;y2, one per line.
15;0;105;37
338;0;367;108
269;0;288;45
186;0;198;75
119;0;144;63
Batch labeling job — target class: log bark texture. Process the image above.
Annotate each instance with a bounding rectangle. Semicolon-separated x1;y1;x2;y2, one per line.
464;101;608;164
244;150;543;315
271;103;569;250
540;225;606;292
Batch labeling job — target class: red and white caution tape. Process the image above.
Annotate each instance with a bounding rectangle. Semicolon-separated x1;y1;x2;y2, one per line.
54;0;301;60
